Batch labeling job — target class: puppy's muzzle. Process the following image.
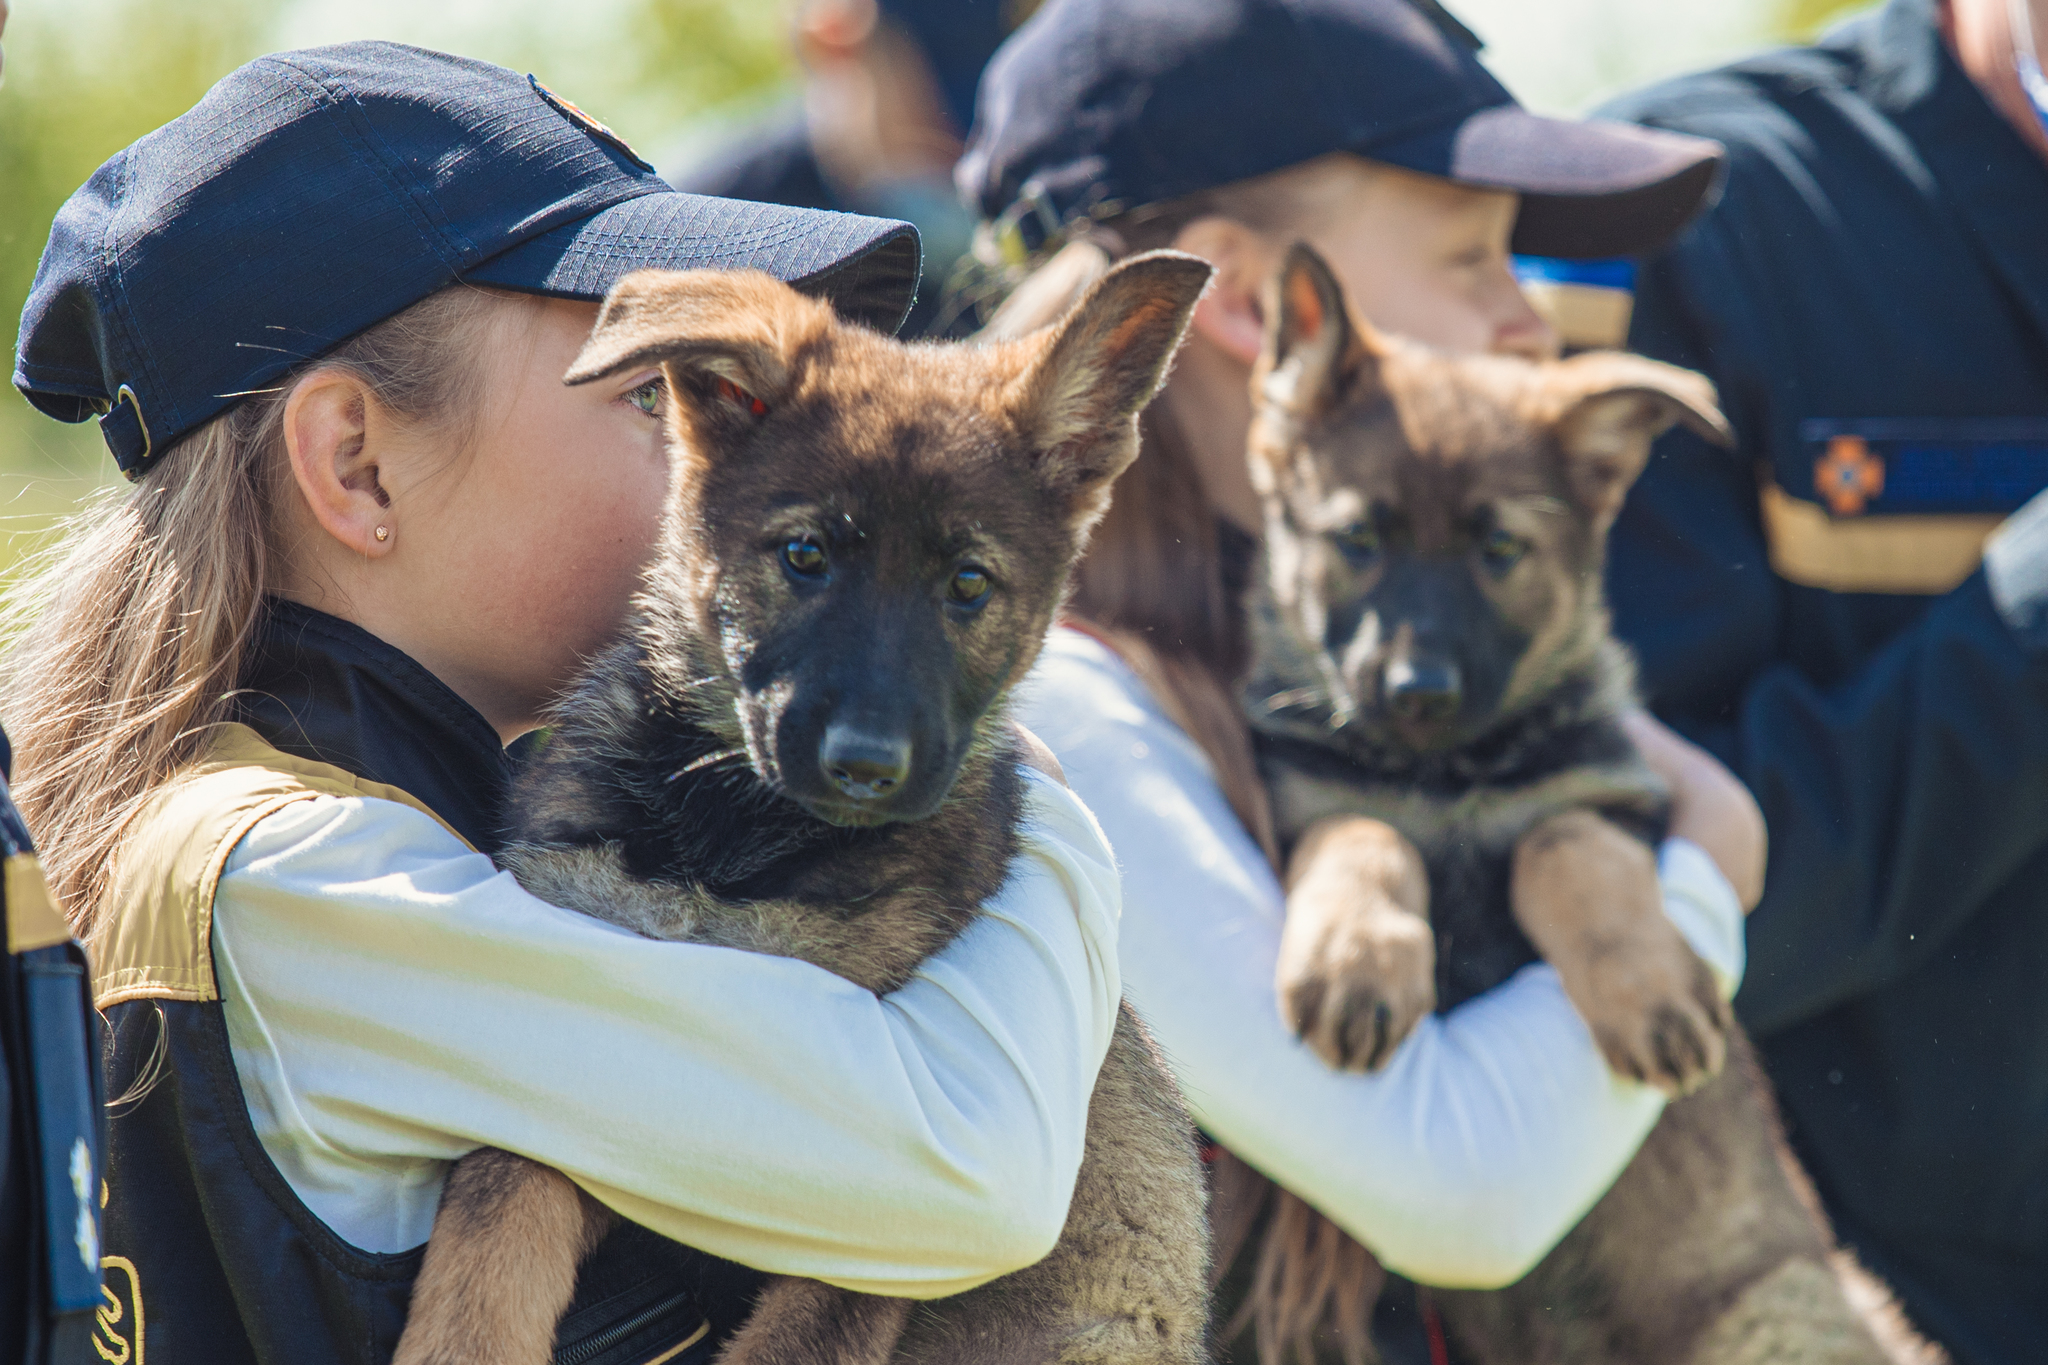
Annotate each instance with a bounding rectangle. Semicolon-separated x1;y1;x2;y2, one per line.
821;724;913;802
1383;657;1462;728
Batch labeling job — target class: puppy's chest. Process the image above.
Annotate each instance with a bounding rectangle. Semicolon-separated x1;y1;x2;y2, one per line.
1258;726;1667;1010
622;750;1018;915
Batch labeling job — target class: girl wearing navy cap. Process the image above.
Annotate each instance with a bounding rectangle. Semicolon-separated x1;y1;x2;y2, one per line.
6;43;1120;1365
969;0;1766;1357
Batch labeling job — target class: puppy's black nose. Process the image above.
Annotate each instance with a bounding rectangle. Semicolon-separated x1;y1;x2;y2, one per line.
821;725;913;801
1383;658;1462;727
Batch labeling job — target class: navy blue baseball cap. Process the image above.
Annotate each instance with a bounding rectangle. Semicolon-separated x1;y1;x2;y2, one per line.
960;0;1726;261
13;42;921;480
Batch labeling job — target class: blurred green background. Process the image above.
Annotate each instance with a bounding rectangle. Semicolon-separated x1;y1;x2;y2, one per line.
0;0;1871;573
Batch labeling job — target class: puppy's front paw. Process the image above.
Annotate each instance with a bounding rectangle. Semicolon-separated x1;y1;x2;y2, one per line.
1276;902;1436;1073
1512;810;1732;1095
1572;926;1730;1095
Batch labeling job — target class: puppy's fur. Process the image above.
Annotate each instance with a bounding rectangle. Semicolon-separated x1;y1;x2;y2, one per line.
392;253;1217;1365
1240;245;1931;1364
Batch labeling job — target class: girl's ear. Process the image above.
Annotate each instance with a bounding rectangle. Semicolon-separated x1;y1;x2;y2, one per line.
1173;217;1271;365
282;368;398;558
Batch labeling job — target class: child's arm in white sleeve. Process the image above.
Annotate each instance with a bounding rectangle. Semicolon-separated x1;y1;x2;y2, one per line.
210;766;1119;1298
1018;629;1744;1287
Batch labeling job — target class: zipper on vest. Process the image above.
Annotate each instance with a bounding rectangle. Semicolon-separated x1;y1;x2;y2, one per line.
551;1286;705;1365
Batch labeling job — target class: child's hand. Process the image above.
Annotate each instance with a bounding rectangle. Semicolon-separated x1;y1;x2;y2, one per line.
1621;710;1766;912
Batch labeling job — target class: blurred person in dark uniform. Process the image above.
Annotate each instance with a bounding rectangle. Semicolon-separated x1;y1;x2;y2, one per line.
1596;1;2048;1360
673;0;1025;333
2;716;106;1365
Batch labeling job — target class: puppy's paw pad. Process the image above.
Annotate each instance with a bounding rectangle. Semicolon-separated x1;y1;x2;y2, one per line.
1585;956;1730;1094
1277;922;1435;1073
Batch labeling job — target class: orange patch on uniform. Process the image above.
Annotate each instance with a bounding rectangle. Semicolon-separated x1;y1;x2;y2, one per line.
1814;435;1886;516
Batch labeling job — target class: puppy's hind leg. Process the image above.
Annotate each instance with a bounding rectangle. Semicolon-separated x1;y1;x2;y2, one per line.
394;1147;614;1365
715;1279;911;1365
1685;1258;1899;1365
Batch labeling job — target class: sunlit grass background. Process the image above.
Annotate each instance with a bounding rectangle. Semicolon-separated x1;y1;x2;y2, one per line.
0;0;1872;573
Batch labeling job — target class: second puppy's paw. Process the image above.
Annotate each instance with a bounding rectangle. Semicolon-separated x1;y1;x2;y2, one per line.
1573;927;1731;1095
1512;809;1735;1096
1276;903;1437;1073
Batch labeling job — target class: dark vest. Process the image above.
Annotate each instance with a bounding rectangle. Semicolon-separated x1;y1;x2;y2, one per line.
93;599;759;1365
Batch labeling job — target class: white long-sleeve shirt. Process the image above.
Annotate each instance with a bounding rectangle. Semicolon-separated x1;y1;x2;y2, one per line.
209;766;1120;1299
1014;627;1745;1289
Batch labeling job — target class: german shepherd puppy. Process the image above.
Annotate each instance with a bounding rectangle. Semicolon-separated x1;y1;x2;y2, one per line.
392;253;1217;1365
1240;244;1923;1363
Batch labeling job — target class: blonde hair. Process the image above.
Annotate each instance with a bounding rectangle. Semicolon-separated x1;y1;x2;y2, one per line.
2;285;509;948
983;175;1389;1365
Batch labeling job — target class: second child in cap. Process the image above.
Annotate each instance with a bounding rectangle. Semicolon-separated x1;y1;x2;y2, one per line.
970;0;1769;1359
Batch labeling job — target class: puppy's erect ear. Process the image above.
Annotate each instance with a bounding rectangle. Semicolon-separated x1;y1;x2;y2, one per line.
565;268;808;446
1254;242;1384;423
1012;250;1213;515
1538;351;1734;529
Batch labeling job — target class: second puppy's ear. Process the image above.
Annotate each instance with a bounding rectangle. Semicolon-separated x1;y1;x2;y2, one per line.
566;268;808;444
1014;249;1213;517
1538;351;1733;530
1255;242;1383;422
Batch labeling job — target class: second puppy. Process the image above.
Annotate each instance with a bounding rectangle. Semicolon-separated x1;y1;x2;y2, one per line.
1242;243;1921;1363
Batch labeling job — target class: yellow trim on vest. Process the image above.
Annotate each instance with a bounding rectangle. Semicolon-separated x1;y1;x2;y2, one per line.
5;852;72;954
639;1321;711;1365
1759;481;1999;595
94;723;472;1009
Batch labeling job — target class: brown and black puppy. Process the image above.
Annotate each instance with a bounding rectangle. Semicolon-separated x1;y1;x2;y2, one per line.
1240;243;1928;1364
392;253;1217;1365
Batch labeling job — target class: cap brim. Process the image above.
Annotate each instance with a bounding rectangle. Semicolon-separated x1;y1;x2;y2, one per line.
464;190;923;334
1371;105;1724;259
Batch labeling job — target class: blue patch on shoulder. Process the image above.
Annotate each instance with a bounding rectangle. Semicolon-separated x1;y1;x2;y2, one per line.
1512;257;1637;292
1798;418;2048;517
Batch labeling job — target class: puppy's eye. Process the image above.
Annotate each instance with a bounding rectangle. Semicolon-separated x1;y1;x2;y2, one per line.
1331;521;1380;566
947;566;993;608
626;376;665;417
715;375;769;417
782;537;827;578
1482;528;1530;574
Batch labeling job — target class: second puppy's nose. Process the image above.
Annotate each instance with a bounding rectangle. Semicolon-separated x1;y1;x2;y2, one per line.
821;726;913;801
1383;658;1462;727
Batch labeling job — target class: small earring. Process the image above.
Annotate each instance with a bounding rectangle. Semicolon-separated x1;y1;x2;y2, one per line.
374;526;390;542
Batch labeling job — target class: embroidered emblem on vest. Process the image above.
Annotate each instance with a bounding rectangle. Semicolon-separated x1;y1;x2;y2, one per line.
1815;435;1885;516
93;1254;144;1365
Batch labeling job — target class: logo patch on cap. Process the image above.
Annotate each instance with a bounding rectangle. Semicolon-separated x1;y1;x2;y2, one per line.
529;75;653;172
